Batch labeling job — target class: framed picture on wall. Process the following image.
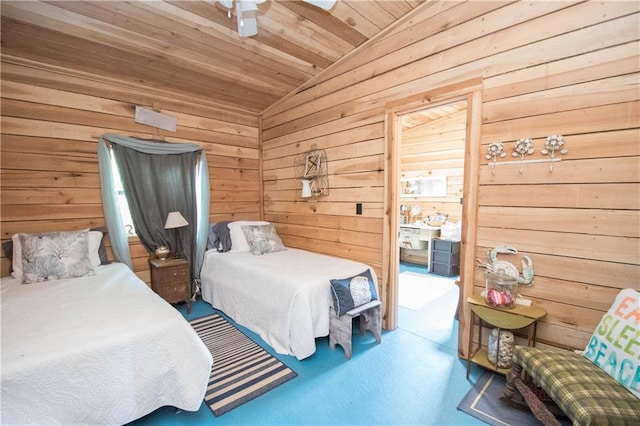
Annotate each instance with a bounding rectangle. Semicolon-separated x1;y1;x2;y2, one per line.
400;176;447;197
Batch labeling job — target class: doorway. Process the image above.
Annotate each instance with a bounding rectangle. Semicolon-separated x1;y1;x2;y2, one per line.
396;101;467;350
382;80;482;359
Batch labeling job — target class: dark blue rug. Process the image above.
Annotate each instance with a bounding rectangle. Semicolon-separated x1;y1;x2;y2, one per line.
191;314;297;416
457;370;571;426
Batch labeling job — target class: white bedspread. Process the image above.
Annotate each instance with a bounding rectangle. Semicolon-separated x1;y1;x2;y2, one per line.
1;263;213;425
200;248;377;360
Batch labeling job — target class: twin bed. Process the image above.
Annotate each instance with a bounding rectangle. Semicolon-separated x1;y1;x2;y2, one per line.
1;230;212;425
200;247;378;360
201;220;379;360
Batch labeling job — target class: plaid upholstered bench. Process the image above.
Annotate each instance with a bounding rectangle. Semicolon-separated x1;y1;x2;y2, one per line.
504;346;640;426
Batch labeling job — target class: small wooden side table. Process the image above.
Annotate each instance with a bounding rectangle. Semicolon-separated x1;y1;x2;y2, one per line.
149;256;191;313
466;294;546;378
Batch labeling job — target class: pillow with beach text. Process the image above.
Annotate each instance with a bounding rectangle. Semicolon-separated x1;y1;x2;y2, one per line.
583;288;639;398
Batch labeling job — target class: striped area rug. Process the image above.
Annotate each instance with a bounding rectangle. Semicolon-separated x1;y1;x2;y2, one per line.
190;314;298;416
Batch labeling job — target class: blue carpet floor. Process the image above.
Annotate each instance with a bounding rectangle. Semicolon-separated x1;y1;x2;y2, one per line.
130;263;485;425
398;262;460;351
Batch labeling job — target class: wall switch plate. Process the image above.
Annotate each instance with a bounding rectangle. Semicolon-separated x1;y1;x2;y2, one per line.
356;203;362;215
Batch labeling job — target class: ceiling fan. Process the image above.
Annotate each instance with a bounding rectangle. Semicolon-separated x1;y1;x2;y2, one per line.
213;0;337;37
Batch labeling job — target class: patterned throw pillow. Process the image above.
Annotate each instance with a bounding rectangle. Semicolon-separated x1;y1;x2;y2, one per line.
583;288;639;398
20;229;96;284
229;221;270;253
330;269;378;316
240;224;286;256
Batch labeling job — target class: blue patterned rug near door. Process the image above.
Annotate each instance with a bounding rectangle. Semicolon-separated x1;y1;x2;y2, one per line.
457;370;571;426
190;314;297;416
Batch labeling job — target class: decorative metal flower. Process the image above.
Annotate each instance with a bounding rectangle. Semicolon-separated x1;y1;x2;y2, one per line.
541;135;568;155
512;138;534;174
541;135;568;172
512;138;534;157
486;141;506;160
486;141;506;175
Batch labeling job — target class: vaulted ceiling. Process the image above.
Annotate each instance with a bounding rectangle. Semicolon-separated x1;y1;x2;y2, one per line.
1;0;425;114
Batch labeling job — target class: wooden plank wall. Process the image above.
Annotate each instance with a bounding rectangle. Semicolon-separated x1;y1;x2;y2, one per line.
400;109;465;223
261;1;639;352
0;59;260;283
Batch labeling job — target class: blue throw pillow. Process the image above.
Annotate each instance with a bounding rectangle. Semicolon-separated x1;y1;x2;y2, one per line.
330;269;378;316
207;223;217;250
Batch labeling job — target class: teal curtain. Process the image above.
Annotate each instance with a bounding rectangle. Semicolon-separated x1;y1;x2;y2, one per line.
97;134;210;288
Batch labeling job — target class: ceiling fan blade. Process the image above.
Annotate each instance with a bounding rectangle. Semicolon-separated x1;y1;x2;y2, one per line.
302;0;337;11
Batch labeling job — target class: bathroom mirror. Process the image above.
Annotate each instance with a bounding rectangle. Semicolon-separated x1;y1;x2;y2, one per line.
400;176;447;197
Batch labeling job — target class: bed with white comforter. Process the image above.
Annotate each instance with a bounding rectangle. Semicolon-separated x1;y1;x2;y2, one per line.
1;263;213;425
200;248;377;360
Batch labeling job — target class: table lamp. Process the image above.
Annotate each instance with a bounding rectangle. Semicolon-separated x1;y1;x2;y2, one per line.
155;211;189;260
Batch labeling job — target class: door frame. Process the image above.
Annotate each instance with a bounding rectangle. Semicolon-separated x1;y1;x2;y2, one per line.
382;79;483;358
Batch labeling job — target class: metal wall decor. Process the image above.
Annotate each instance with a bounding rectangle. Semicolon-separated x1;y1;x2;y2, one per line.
512;138;534;174
486;135;567;174
541;135;568;172
486;141;507;175
294;144;329;199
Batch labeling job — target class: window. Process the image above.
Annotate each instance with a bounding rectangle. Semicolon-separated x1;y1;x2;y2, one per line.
400;176;448;197
110;156;136;236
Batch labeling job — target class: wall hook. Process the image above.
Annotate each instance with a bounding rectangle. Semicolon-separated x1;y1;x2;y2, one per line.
541;135;568;172
512;138;534;174
486;141;506;175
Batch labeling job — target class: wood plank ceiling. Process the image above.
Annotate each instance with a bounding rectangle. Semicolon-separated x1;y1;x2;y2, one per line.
401;100;468;130
1;0;425;114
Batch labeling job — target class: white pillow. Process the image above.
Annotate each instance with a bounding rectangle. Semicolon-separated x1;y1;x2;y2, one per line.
88;231;104;268
11;233;23;280
11;229;102;279
228;221;269;253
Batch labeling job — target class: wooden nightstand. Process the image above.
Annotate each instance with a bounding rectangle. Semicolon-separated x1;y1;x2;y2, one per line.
149;256;191;313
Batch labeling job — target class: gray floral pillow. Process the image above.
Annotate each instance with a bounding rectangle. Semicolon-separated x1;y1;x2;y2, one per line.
241;224;286;256
20;229;95;284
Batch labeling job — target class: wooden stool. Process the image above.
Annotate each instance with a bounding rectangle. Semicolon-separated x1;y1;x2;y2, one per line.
329;300;382;359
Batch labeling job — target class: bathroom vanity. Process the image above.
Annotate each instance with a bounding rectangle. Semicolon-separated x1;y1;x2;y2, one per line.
399;224;441;270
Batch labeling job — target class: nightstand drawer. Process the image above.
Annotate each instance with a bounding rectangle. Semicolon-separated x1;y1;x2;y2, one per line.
164;265;188;281
156;281;190;303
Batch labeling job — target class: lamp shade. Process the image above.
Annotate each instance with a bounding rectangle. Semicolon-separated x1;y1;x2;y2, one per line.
164;211;189;229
